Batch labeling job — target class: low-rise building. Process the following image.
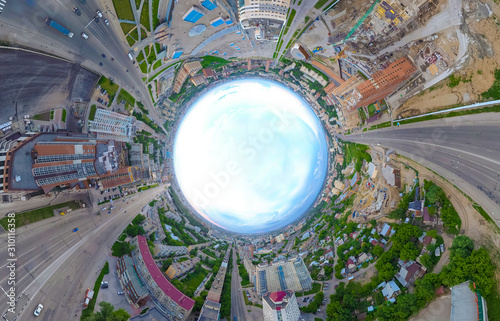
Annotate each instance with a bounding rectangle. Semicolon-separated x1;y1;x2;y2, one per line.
381;281;401;300
165;257;200;279
154;244;189;257
450;281;488;321
256;256;312;296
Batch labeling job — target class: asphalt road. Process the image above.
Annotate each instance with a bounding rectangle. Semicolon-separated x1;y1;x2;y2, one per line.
231;247;250;321
342;113;500;225
0;48;99;125
0;186;164;321
0;0;164;130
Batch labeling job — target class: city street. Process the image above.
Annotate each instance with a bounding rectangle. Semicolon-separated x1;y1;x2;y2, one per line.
0;185;164;321
343;113;500;225
0;0;164;130
231;247;251;321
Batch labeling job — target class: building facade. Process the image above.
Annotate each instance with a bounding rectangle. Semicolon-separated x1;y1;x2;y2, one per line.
88;108;136;142
256;256;312;296
131;236;195;320
262;290;300;321
165;257;200;280
154;244;189;258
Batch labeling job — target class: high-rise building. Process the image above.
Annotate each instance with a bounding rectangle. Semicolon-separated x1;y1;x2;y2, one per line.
88;108;136;142
262;290;300;321
256;256;312;296
238;0;291;41
355;57;416;107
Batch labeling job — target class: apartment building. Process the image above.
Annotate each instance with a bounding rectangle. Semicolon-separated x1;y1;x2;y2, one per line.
263;290;300;321
165;257;200;280
131;236;195;320
154;244;189;258
88;108;136;142
256;256;313;296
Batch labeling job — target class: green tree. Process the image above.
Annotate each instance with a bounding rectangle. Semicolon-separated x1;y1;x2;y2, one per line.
419;253;434;269
372;245;384;257
450;235;474;259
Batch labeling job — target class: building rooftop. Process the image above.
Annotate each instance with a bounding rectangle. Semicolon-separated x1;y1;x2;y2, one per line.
136;235;195;311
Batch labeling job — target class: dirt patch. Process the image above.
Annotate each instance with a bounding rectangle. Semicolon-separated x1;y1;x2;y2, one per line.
409;295;451;321
396;0;500;118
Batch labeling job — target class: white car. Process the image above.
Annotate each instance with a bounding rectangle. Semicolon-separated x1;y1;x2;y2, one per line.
81;32;88;39
104;19;109;25
34;304;43;316
96;10;102;17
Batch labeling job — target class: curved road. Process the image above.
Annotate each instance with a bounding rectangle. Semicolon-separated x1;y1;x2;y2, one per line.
342;113;500;225
0;186;164;320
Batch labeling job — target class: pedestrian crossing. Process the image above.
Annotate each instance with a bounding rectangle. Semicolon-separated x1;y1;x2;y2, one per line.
0;0;6;14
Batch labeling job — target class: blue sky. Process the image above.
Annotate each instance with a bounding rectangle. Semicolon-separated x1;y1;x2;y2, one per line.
173;79;328;233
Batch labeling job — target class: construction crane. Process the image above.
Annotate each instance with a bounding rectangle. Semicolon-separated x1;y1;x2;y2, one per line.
331;0;381;61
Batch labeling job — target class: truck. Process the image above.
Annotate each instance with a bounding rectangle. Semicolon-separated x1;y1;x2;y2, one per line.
83;288;94;307
45;18;74;38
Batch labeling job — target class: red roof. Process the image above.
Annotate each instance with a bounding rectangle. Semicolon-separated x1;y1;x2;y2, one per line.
423;208;434;222
347;259;354;266
423;235;432;246
269;291;287;303
136;236;195;311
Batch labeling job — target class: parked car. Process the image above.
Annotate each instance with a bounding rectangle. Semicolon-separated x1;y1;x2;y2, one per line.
96;10;102;17
101;281;109;289
72;228;79;232
34;304;43;317
73;7;81;16
117;291;124;295
104;19;109;25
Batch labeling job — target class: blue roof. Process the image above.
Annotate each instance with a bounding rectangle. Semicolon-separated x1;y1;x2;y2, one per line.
183;7;204;23
210;17;225;27
225;18;233;25
201;0;217;10
172;49;183;59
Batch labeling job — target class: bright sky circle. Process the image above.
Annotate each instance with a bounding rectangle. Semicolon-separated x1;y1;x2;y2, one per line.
173;79;328;233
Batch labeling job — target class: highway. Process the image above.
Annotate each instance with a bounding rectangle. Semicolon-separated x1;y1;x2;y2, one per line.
0;186;164;320
342;113;500;225
0;0;164;129
231;247;250;321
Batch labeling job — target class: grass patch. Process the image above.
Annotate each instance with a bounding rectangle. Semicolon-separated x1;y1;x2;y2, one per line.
80;261;109;319
141;27;147;40
61;109;67;123
138;183;158;192
367;104;377;117
481;69;500;99
486;282;500;321
126;35;136;47
304;16;310;23
0;201;80;229
155;42;161;54
147;50;156;65
200;56;230;68
296;282;322;297
97;76;119;102
152;0;160;29
285;9;296;29
136;50;145;63
111;0;134;21
152;59;162;70
116;89;136;109
32;112;50;121
139;61;148;74
89;105;97;121
399;104;500;125
50;110;54;120
140;0;150;31
148;60;183;82
314;0;330;9
368;121;392;130
120;23;135;35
